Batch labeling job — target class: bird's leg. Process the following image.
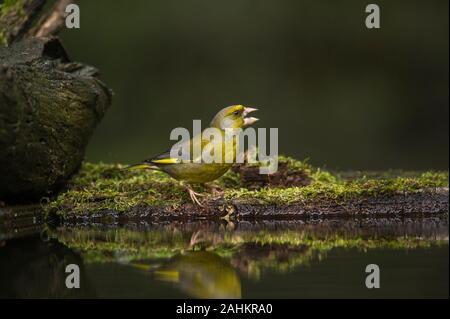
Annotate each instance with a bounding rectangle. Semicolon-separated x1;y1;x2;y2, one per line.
189;230;203;248
183;183;204;206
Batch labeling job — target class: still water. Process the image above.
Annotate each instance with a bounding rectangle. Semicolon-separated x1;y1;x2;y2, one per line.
0;213;448;299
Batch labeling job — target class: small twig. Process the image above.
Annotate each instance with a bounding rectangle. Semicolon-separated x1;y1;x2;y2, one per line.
0;0;75;45
31;0;74;38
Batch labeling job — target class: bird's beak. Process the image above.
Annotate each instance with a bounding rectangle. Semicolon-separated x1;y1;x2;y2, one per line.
243;107;259;126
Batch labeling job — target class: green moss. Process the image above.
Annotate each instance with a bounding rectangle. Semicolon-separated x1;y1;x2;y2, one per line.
278;155;314;171
0;0;25;46
0;31;5;46
225;170;448;205
0;0;23;16
45;162;191;215
43;158;449;215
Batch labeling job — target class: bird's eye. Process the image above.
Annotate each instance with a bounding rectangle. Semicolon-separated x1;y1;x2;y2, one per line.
233;111;240;116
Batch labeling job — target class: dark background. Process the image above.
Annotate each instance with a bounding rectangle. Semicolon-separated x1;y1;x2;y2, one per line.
60;0;449;170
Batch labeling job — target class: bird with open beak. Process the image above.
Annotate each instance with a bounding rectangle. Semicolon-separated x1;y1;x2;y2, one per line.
128;105;259;206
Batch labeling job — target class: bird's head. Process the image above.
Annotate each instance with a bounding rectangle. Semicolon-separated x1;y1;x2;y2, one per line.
210;105;258;129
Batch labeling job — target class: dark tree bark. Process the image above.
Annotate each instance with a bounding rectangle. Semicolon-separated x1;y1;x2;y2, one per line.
0;1;112;199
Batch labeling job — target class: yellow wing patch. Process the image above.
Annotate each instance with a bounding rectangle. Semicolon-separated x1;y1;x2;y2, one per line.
154;270;180;282
126;164;152;170
151;158;180;164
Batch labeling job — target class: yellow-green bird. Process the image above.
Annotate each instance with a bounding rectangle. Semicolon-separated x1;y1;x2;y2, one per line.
154;251;242;299
129;105;258;205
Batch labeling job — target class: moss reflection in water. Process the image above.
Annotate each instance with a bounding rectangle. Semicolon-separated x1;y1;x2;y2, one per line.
52;225;447;283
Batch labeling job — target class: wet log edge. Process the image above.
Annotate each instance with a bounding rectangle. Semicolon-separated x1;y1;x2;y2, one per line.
60;187;449;224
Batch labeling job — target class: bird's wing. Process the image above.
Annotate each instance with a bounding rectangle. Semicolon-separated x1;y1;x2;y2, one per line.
145;148;181;165
146;131;223;165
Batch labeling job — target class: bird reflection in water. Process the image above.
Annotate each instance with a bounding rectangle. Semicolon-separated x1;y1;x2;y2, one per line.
131;251;241;299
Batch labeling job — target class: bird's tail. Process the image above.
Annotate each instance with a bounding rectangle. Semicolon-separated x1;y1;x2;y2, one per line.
122;162;160;171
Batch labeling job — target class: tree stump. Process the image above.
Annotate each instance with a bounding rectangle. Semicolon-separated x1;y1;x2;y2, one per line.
0;1;112;199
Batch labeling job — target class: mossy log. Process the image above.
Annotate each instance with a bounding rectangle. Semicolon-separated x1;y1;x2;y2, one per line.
33;157;448;223
0;37;111;199
0;0;111;199
59;187;448;223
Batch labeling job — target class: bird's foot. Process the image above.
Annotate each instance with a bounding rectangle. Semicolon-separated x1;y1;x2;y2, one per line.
189;230;203;248
185;185;205;207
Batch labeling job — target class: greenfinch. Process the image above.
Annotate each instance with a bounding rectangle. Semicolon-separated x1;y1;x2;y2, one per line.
154;251;241;299
129;105;258;205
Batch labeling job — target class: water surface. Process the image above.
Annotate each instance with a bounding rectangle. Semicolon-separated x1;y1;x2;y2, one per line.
0;214;448;298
